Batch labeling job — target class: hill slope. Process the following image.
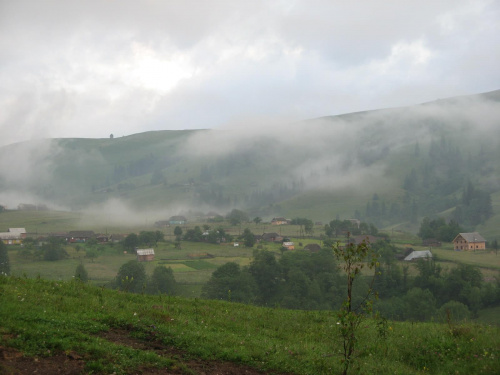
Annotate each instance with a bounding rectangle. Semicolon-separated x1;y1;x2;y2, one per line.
1;276;499;374
0;90;499;233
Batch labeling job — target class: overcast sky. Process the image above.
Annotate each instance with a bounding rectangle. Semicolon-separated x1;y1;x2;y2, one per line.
0;0;499;147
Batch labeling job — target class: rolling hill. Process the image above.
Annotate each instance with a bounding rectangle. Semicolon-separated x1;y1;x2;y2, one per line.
0;90;499;236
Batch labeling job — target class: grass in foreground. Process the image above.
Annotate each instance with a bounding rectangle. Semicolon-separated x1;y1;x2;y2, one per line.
0;275;499;375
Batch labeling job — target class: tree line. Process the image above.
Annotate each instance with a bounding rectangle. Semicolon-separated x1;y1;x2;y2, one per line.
202;240;500;322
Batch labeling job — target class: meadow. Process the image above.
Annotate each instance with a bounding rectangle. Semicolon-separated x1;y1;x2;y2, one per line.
1;275;499;375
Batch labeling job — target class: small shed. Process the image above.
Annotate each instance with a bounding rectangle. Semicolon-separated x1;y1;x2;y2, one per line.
404;250;433;261
136;248;155;262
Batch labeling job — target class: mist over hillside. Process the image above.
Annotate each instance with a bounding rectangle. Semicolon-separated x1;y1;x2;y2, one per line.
0;90;499;232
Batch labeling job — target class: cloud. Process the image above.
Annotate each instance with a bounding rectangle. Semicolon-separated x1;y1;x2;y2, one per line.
0;0;498;147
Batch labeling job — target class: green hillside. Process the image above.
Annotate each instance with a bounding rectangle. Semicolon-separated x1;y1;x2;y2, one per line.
0;90;499;234
1;275;499;374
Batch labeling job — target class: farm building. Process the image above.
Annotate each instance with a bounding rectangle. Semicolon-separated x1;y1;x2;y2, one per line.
262;232;283;242
0;228;26;245
136;249;155;262
422;238;442;247
452;232;486;251
404;250;433;261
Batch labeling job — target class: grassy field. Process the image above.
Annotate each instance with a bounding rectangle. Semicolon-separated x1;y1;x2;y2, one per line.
431;248;500;270
8;240;257;287
0;275;498;375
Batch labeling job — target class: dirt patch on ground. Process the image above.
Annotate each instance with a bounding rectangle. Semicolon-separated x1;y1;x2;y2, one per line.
0;346;84;374
0;330;289;375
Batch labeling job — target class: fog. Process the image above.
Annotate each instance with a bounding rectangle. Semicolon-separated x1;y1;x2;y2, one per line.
182;92;500;193
0;91;498;225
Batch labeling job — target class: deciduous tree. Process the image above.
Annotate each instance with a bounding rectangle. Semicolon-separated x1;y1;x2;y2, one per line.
147;266;176;295
115;260;146;293
332;234;378;375
123;233;139;251
226;209;249;226
242;228;255;247
201;262;256;303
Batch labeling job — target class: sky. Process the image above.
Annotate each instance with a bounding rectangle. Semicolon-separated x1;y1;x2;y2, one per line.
0;0;499;147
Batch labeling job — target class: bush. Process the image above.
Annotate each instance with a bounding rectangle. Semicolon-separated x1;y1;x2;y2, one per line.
436;300;471;323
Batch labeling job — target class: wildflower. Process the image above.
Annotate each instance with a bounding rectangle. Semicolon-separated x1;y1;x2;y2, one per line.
133;312;137;316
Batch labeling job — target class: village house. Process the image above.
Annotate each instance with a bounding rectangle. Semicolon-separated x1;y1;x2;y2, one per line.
96;234;110;243
262;232;283;242
68;231;95;243
169;216;187;225
271;217;289;225
136;249;155;262
154;220;170;228
0;228;26;245
452;232;486;251
47;232;70;242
